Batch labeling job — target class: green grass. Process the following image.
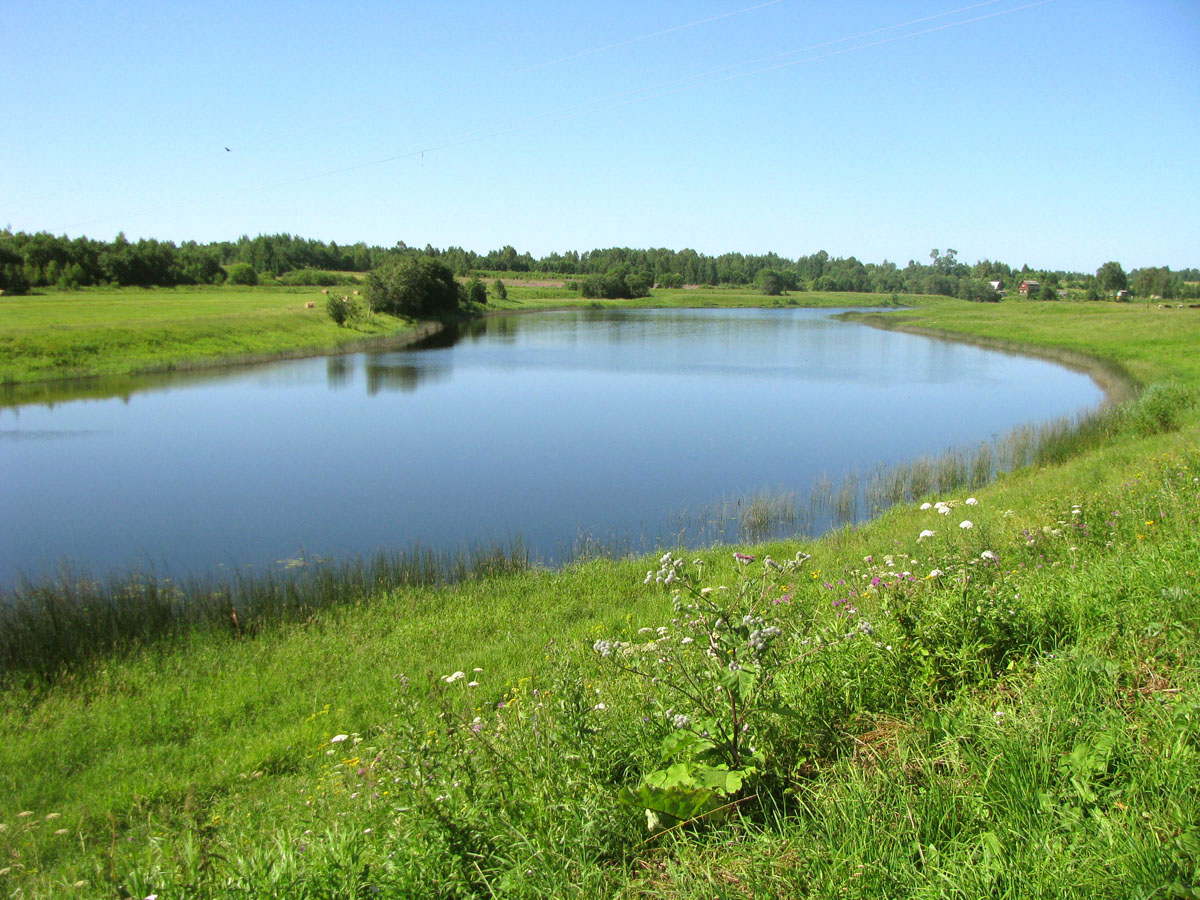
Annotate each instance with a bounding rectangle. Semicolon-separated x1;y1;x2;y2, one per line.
2;294;1199;898
0;286;423;399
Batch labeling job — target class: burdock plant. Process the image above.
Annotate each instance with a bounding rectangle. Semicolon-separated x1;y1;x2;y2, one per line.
594;550;865;831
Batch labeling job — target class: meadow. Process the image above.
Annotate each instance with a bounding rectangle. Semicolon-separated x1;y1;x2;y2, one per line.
0;286;420;403
1;293;1198;898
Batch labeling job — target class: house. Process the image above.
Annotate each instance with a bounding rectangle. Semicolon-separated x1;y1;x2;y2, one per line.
1116;290;1132;301
1018;280;1041;297
988;280;1002;292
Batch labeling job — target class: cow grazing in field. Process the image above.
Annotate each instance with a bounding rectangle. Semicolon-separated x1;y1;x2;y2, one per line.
305;301;316;309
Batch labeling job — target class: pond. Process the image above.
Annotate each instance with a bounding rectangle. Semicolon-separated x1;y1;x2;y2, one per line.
0;308;1105;584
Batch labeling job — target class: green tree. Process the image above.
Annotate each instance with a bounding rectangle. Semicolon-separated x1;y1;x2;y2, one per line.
1132;266;1176;299
492;278;507;301
465;276;487;305
366;255;462;317
756;269;784;296
227;262;259;285
1096;261;1128;293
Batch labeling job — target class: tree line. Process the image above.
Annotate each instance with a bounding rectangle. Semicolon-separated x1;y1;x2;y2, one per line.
1;228;1196;301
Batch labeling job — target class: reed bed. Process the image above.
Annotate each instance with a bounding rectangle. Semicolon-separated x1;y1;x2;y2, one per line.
0;541;529;684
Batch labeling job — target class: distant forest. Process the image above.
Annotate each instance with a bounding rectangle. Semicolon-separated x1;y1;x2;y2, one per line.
1;228;1196;301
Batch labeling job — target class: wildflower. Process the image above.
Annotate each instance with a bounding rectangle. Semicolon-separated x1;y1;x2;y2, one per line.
937;506;951;516
928;569;944;578
981;550;997;561
644;570;654;584
594;702;606;711
467;681;479;688
330;734;350;744
918;529;935;541
920;502;932;510
680;636;694;645
442;671;466;683
672;713;691;729
965;497;979;506
959;520;974;530
734;552;755;564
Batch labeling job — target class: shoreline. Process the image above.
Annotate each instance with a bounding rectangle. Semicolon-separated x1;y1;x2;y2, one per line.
841;310;1141;407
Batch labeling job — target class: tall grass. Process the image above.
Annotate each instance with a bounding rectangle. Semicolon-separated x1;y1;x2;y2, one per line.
0;541;529;685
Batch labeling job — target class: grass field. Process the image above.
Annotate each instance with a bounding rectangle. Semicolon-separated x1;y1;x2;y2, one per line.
1;294;1198;898
0;286;421;402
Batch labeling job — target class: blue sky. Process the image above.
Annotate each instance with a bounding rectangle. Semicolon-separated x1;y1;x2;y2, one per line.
3;0;1197;272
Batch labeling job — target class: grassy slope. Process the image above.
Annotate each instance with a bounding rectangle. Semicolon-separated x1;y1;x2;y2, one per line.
1;296;1198;898
0;286;420;393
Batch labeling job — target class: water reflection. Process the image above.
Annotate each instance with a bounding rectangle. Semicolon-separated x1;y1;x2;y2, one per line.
363;358;449;394
0;308;1106;584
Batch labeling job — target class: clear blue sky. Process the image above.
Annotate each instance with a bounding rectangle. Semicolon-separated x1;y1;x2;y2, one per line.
3;0;1197;272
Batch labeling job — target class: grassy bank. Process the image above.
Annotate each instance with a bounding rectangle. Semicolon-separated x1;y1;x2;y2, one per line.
0;286;425;402
2;297;1198;898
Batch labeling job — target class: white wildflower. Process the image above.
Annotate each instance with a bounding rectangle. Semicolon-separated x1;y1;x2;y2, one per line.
965;497;979;506
959;520;974;530
928;569;944;578
981;550;997;561
918;529;936;541
920;502;932;510
330;734;350;744
442;671;466;683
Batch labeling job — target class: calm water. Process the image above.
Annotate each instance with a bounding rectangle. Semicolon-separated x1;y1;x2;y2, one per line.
0;308;1104;583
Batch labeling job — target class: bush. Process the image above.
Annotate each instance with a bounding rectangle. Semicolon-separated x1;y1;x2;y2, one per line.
1124;382;1195;435
756;269;784;296
227;262;259;285
491;278;507;301
581;265;651;300
366;255;462;317
326;294;359;326
465;276;487;305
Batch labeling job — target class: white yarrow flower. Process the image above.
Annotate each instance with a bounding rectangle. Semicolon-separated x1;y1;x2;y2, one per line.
959;520;974;529
965;497;979;506
442;671;466;683
330;734;350;744
920;502;932;510
918;529;935;541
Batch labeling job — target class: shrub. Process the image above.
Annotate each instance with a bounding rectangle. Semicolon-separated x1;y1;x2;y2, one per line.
227;262;259;285
366;255;462;317
326;294;359;326
491;278;507;301
1124;382;1195;435
465;276;487;305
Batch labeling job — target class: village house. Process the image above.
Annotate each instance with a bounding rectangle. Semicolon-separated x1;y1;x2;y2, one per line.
1018;280;1041;297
